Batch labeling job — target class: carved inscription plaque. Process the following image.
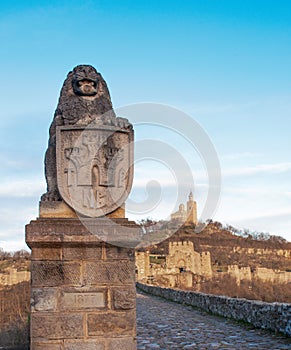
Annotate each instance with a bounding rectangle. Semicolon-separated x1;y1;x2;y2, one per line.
56;125;133;217
62;292;105;310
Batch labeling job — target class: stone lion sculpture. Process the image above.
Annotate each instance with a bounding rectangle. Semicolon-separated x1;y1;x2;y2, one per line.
41;65;131;201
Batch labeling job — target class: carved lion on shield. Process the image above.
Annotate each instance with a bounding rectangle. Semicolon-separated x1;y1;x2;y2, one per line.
41;65;132;201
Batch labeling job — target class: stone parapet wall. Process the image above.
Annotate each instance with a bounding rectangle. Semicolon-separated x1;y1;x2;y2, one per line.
136;283;291;337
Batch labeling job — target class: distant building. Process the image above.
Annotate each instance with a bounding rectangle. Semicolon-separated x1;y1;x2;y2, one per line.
170;203;187;222
167;241;212;278
171;191;197;224
135;241;212;288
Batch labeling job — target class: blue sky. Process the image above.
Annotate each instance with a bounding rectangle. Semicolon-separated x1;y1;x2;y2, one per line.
1;0;291;250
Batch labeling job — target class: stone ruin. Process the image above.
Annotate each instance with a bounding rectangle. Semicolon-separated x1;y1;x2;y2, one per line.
136;241;212;288
26;65;139;350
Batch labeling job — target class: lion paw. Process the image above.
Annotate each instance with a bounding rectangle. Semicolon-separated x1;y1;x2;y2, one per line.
116;117;132;129
41;190;61;202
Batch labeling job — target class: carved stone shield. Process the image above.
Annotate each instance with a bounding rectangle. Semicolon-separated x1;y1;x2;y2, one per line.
56;125;134;217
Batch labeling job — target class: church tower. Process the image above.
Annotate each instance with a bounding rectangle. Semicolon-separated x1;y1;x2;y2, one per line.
186;191;197;224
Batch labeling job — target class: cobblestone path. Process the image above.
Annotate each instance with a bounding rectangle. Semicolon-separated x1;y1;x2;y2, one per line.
136;292;291;350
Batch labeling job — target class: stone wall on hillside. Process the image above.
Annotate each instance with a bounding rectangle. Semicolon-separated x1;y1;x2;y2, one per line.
0;267;30;287
227;265;291;284
136;282;291;337
232;247;291;257
254;267;291;283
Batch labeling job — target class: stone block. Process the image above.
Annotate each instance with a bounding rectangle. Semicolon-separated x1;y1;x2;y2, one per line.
106;205;125;219
31;247;61;261
87;311;135;336
85;261;135;285
26;218;139;247
107;338;136;350
31;261;81;286
31;288;58;312
63;246;102;260
26;219;99;246
31;341;63;350
39;200;78;218
61;291;105;310
106;246;134;261
112;287;136;310
31;313;84;339
64;339;105;350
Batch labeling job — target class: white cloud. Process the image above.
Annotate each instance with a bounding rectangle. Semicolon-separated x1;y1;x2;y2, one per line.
0;205;37;224
0;178;45;197
223;186;289;197
221;152;258;160
0;238;29;252
223;162;291;177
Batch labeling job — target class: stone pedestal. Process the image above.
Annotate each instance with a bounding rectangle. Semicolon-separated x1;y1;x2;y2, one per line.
26;217;138;350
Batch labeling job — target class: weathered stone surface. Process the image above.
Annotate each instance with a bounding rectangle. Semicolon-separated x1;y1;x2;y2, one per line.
106;205;125;218
106;246;134;260
62;246;102;260
87;311;135;336
31;341;63;350
85;261;135;284
31;261;81;286
39;200;78;218
112;287;136;310
107;338;136;350
56;125;133;217
31;288;58;312
26;218;91;236
31;314;84;339
64;340;105;350
26;218;137;346
31;247;61;261
26;218;139;247
61;291;105;310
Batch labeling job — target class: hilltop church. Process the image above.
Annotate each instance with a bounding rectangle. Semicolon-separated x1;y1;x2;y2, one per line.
170;191;197;225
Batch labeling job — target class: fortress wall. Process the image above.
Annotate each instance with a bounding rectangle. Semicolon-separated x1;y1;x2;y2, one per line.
254;268;291;283
0;268;30;286
137;283;291;337
135;252;150;281
232;247;291;257
226;265;291;284
200;252;212;278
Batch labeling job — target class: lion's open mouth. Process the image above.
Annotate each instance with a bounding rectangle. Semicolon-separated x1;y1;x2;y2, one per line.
74;78;98;96
78;79;96;87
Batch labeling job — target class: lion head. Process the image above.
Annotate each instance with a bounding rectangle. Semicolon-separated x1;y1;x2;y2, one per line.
54;65;116;125
72;65;99;96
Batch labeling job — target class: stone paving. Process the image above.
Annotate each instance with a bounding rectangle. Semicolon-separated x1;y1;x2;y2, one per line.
136;292;291;350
